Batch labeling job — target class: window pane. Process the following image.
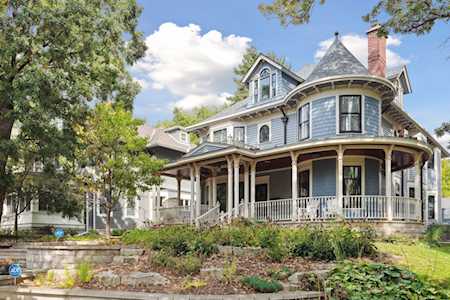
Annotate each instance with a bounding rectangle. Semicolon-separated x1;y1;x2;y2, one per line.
301;104;309;121
271;73;277;97
233;127;245;143
343;166;361;195
213;129;227;143
340;96;360;113
253;80;258;101
259;125;270;143
350;115;361;131
299;170;310;197
260;76;270;100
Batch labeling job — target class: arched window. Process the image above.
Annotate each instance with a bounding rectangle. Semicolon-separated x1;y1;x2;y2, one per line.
260;68;271;101
259;124;270;143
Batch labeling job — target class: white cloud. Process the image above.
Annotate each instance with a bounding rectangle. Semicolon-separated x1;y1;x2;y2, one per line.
434;133;450;150
315;34;409;69
131;23;251;110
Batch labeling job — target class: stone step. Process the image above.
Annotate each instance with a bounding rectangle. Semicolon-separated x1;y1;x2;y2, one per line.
120;248;144;256
112;255;140;264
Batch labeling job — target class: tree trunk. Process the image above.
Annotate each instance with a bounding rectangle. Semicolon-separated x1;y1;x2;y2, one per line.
106;207;111;238
0;104;15;226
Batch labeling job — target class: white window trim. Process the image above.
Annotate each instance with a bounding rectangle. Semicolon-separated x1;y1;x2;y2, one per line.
124;197;139;218
297;102;312;141
253;67;277;104
336;94;365;135
257;122;271;144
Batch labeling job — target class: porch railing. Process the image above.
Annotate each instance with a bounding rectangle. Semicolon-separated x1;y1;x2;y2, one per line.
392;196;420;221
196;204;220;227
159;206;191;224
298;196;337;221
343;195;387;219
254;198;292;222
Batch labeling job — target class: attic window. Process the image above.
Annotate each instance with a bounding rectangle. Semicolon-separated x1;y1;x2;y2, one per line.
260;68;271;100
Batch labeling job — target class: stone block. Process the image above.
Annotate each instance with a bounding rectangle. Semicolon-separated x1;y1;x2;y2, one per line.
121;271;170;287
120;248;144;256
112;255;139;264
94;270;121;287
200;267;224;280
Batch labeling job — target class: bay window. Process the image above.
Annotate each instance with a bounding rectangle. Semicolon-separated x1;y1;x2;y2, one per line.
298;103;310;140
339;95;361;133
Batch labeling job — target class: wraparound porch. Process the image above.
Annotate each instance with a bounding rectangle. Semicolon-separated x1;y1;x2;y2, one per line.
160;136;432;226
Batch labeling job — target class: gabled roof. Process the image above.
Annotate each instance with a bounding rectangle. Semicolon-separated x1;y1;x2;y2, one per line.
184;142;231;158
138;124;191;153
242;54;304;84
306;34;368;82
387;65;412;94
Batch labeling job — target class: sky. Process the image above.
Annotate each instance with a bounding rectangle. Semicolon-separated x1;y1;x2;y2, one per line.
131;0;450;147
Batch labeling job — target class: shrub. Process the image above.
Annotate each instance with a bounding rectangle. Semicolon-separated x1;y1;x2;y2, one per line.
175;255;202;275
241;276;283;293
76;262;93;283
268;266;293;281
59;268;76;289
326;262;448;299
182;277;207;289
111;228;126;236
222;259;237;283
425;225;450;246
191;235;218;257
150;251;176;269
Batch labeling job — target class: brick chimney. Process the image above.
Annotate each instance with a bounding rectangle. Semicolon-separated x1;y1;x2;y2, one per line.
367;24;386;77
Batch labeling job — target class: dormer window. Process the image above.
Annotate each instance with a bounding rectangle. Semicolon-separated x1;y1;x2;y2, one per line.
260;68;271;101
252;67;277;103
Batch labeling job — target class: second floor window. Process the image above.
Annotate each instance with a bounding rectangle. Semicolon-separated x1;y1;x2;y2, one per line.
233;127;245;144
260;69;271;101
213;129;228;144
339;95;361;133
298;103;310;140
259;124;270;143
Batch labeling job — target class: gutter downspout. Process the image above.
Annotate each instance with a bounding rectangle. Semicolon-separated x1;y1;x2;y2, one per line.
280;108;289;145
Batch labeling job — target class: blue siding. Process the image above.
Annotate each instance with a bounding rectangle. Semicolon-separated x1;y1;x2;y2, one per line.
311;97;336;139
313;158;336;196
365;97;379;135
271;118;284;147
247;124;257;145
286;112;298;144
365;158;380;195
280;73;298;95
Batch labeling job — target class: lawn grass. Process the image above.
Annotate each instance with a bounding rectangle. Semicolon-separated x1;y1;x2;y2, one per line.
376;241;450;291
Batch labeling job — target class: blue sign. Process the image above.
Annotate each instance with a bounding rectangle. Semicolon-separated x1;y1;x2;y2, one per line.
54;228;64;239
8;264;22;278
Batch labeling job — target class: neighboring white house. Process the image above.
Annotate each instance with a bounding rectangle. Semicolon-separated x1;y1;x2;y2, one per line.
1;125;192;231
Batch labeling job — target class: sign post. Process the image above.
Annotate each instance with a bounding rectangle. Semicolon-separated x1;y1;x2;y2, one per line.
54;227;65;241
8;263;22;285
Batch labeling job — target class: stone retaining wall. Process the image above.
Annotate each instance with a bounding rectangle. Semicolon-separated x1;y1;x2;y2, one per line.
0;286;323;300
26;244;121;270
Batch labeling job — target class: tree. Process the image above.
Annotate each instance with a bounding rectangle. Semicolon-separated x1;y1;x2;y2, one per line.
227;47;292;104
6;128;83;236
0;0;146;224
77;103;164;237
258;0;450;37
157;106;221;144
443;159;450;198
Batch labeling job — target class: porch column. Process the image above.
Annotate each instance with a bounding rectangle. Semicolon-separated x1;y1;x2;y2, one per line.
176;174;182;206
244;162;249;218
250;161;257;218
415;153;423;223
233;155;240;217
385;146;393;221
195;164;201;223
226;156;233;222
208;178;213;208
212;169;217;208
148;189;155;221
156;185;161;223
291;151;300;221
337;146;344;217
190;166;195;224
434;147;442;223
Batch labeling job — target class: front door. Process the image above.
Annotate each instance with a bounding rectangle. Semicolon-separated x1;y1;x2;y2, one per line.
299;170;310;197
216;183;227;212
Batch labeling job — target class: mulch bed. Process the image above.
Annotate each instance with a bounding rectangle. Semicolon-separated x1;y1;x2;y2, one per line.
77;250;335;295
